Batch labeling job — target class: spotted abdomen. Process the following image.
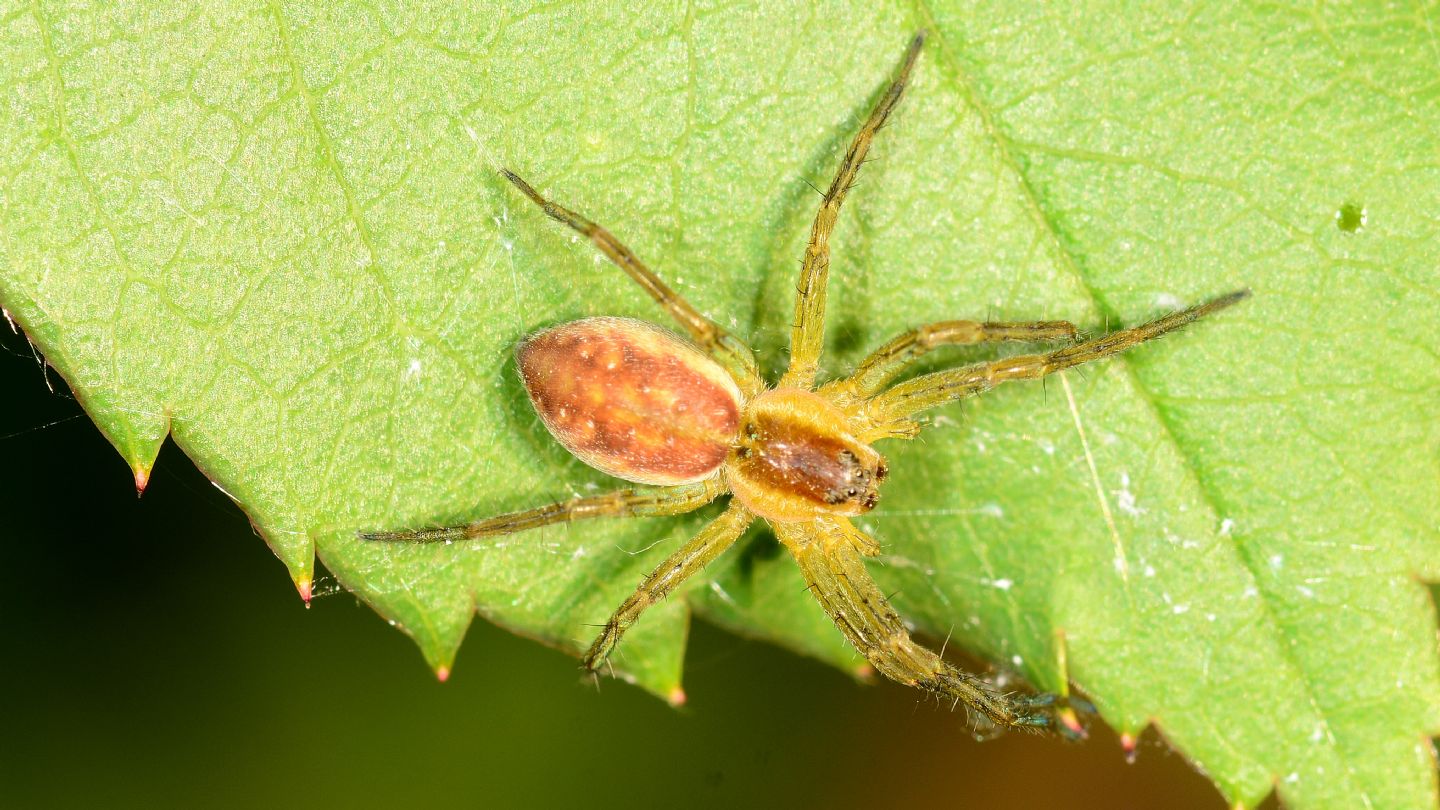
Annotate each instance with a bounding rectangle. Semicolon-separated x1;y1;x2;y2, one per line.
517;316;742;486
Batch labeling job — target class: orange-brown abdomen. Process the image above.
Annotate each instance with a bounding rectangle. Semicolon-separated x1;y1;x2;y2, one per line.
517;317;742;486
726;388;887;522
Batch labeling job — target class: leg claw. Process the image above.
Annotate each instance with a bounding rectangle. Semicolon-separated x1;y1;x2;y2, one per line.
1013;692;1093;741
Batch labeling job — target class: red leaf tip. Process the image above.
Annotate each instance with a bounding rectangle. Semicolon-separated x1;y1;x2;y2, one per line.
1120;731;1138;764
1058;707;1087;741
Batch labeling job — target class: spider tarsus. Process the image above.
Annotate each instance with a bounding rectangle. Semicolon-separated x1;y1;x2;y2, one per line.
1213;287;1252;308
1008;691;1093;741
498;166;539;200
357;527;464;544
926;674;1092;741
581;625;620;672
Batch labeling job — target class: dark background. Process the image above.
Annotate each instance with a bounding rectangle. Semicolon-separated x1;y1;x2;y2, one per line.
0;324;1239;809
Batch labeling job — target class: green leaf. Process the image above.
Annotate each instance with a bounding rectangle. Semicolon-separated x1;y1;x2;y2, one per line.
3;3;1437;807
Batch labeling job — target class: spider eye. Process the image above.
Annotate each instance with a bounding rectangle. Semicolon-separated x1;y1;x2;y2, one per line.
876;462;888;481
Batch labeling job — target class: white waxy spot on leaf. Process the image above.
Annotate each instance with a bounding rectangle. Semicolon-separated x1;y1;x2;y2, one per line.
1116;490;1141;516
1116;472;1144;517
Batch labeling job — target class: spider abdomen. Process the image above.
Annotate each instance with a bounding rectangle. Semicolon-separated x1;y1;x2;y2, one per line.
726;388;887;522
517;316;742;486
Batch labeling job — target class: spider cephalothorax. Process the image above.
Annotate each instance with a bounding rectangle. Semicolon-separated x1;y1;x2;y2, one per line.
362;32;1246;738
728;388;887;520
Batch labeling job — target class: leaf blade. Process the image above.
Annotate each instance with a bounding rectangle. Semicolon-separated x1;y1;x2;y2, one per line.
2;3;1437;806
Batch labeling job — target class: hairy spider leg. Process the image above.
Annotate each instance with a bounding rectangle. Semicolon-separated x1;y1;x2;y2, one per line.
500;169;762;396
583;502;755;670
826;319;1080;401
775;518;1072;735
779;31;925;389
862;290;1250;436
359;477;725;544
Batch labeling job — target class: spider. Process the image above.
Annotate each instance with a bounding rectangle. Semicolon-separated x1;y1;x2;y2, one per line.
362;31;1246;737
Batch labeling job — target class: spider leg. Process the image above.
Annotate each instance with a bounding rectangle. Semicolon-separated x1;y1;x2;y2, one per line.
500;168;763;395
359;477;725;544
826;319;1079;401
779;32;924;389
582;502;754;671
861;290;1250;436
776;517;1075;735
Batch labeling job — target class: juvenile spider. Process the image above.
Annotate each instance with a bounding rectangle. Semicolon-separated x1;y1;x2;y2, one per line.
362;32;1246;736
